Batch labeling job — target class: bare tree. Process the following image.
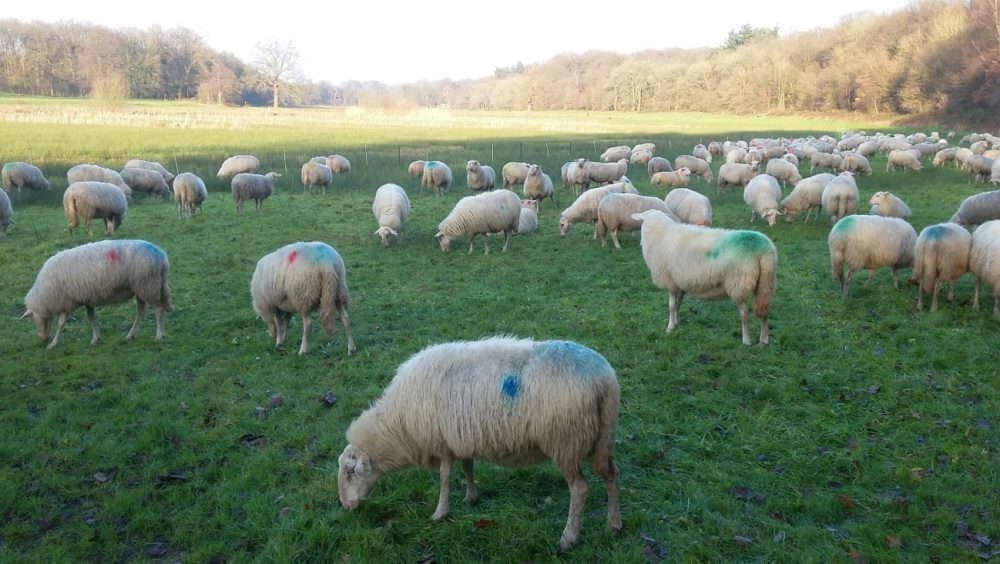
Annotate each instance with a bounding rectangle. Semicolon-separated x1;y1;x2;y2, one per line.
252;40;300;108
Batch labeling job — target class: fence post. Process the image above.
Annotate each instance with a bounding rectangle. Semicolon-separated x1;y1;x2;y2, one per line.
365;144;369;166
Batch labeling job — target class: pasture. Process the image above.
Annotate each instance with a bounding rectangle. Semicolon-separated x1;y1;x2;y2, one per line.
0;99;998;562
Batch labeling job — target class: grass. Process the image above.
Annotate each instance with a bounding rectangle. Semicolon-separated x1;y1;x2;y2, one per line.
0;98;997;562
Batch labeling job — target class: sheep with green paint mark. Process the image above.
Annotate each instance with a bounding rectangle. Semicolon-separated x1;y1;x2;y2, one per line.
337;336;621;551
909;222;971;312
828;214;917;299
632;209;777;346
2;161;51;191
970;220;1000;315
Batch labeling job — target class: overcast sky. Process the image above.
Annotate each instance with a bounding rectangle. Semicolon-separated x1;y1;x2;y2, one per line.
7;0;916;85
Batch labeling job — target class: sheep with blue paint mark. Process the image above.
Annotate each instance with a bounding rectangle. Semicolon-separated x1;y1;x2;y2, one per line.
422;160;453;196
251;241;356;355
0;187;13;236
336;336;621;551
631;209;777;346
372;183;410;247
63;181;128;236
909;222;971;311
828;214;917;299
22;240;173;349
2;161;51;191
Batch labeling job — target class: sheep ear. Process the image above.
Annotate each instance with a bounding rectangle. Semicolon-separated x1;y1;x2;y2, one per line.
355;455;372;478
434;231;442;240
19;309;31;320
388;228;398;236
631;213;645;222
372;229;380;236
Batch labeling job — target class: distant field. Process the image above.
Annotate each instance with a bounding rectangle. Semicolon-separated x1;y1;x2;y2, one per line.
0;98;996;562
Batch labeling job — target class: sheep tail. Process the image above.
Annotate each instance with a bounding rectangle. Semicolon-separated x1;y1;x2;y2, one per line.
318;268;337;336
753;249;777;320
590;378;621;475
64;193;77;226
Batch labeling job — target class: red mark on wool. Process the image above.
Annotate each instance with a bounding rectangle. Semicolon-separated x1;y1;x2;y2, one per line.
287;250;299;264
106;249;120;263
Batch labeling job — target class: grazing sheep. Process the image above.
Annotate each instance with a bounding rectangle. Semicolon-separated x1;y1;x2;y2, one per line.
868;191;912;219
596;193;677;249
828;215;917;298
559;180;638;238
821;172;859;223
840;153;872;176
2;161;51;191
780;173;836;222
336;336;621;551
647;156;673;177
601;145;631;162
949;189;1000;226
692;144;712;163
912;142;942;158
124;159;175;184
67;164;132;199
663;188;712;226
523;164;556;208
632;209;777;346
857;140;879;157
231;171;280;214
408;160;426;179
436;189;521;254
630;149;653;166
933;148;958;167
22;239;172;349
725;147;748;165
516;199;538;235
372;183;411;247
633;142;656;154
744;148;764;167
970;141;989;155
955;147;974;169
707;141;723;155
301;161;333;194
63;181;128;236
651;168;691;188
717;162;759;192
781;153;800;168
173;172;207;219
765;158;802;187
502;162;530;188
466;160;496;193
422;160;453;196
559;162;573;191
970;220;1000;315
675;155;712;183
963;155;994;183
743;174;783;226
586;159;628;185
886;150;923;172
809;152;843;174
121;167;171;199
216;155;260;177
909;223;971;311
251;241;356;355
0;187;13;235
326;154;352;174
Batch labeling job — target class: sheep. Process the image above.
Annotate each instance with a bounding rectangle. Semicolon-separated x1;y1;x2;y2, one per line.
566;159;591;196
828;215;917;298
22;239;172;349
717;162;759;192
868;191;912;219
466;160;496;193
707;141;723;155
781;152;800;167
586;159;628;185
251;241;356;355
970;140;989;155
231;172;280;214
744;148;764;167
67;164;132;199
743;174;783;226
963;155;994;183
933;148;958;167
301;161;333;194
692;144;712;163
886;150;923;172
63;181;128;236
992;158;1000;185
124;159;175;184
121;166;171;199
601;145;631;162
840;153;872;176
909;222;971;311
325;154;352;174
2;161;51;191
725;147;748;165
435;189;521;254
650;168;691;188
372;183;410;247
595;193;677;249
173;172;207;219
523;164;556;208
633;142;655;153
559;180;638;238
647;156;673;177
674;155;712;183
821;171;859;223
630;149;653;166
632;209;776;346
912;142;942;158
408;160;426;179
336;336;621;551
422;160;453;196
949;189;1000;226
216;155;260;177
764;158;802;187
955;147;974;169
0;187;13;236
502;162;531;188
663;187;712;226
857;140;879;157
516;199;538;235
970;220;1000;315
809;152;844;174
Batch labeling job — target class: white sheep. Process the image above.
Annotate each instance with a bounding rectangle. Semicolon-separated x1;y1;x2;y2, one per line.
596;193;677;249
559;162;573;191
632;209;777;346
970;220;1000;315
466;160;496;193
251;241;356;355
933;148;958;167
22;240;172;349
963;155;994;183
780;173;837;222
408;160;426;179
567;159;591;196
821;171;859;223
663;187;712;226
675;155;712;183
231;171;280;214
2;161;51;191
422;160;453;196
586;159;628;185
909;222;971;312
121;166;171;199
67;164;132;199
856;140;879;157
949;189;1000;226
707;141;723;155
809;152;843;174
336;336;621;551
992;157;1000;185
124;159;175;184
717;162;759;192
764;158;802;187
559;180;638;237
301;161;333;194
63;181;128;236
372;183;411;247
326;154;352;174
725;147;748;165
502;162;530;188
216;155;260;177
0;187;13;236
601;146;631;162
630;149;654;166
828;214;917;298
886;150;923;172
647;156;673;177
516;199;538;235
173;172;207;219
633;142;656;153
436;189;521;254
523;164;556;208
868;191;912;219
840;153;872;176
650;168;691;188
743;174;783;226
692;144;712;163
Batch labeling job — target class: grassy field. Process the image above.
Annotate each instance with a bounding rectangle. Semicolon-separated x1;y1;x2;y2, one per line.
0;98;997;562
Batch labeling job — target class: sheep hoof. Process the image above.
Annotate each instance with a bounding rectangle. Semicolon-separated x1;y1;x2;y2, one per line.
557;535;577;552
348;347;357;356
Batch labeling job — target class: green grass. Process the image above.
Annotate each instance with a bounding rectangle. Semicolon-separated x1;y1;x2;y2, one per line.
0;100;997;562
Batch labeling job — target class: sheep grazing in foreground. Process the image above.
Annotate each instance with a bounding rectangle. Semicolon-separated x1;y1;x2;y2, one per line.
647;156;673;177
596;193;678;249
0;187;13;235
949;189;1000;226
650;168;691;188
22;239;173;349
121;166;171;199
780;173;836;222
67;164;132;199
325;154;351;174
422;160;453;196
301;161;333;194
2;161;51;191
821;172;859;223
251;241;356;356
764;158;802;187
586;159;628;185
466;160;496;193
828;215;917;298
663;188;712;226
559;180;638;237
909;223;971;312
336;336;621;551
502;161;530;188
743;174;783;226
63;181;128;236
124;159;175;184
408;160;426;180
372;183;410;247
717;162;759;193
436;189;521;254
217;155;260;177
632;209;777;346
674;155;712;183
173;172;207;219
970;220;1000;315
516;199;538;235
868;191;912;219
232;172;280;214
840;153;872;176
523;164;556;208
886;150;923;172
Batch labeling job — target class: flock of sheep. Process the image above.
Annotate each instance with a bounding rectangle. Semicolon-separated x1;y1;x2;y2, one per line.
3;127;1000;550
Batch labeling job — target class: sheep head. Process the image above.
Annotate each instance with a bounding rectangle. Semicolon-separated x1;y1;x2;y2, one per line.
337;444;380;511
21;309;50;342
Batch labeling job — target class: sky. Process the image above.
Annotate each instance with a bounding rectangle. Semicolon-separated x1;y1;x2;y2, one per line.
7;0;916;85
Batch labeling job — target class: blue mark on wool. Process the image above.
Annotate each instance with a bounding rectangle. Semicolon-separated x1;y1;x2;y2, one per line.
302;242;337;263
536;341;611;378
138;240;165;258
501;372;521;400
923;225;947;240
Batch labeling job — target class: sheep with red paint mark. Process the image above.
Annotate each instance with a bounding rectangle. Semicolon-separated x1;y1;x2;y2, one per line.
337;336;621;551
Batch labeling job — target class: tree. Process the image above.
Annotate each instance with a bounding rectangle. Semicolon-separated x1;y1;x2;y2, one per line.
723;24;779;50
252;40;300;108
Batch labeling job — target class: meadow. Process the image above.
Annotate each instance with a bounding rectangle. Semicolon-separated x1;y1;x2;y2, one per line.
0;98;997;562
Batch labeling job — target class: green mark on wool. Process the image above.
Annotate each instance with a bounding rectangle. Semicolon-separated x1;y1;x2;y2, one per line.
706;231;772;259
831;215;857;235
1;163;12;172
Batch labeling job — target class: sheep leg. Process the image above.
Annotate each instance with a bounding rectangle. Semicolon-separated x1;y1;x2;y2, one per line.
86;305;101;345
947;280;956;302
299;312;312;355
84;217;93;237
126;299;147;341
276;312;290;346
841;269;854;299
994;290;1000;317
592;457;621;534
667;291;684;332
890;269;900;289
431;457;453;521
153;305;166;341
916;281;925;311
338;302;356;356
973;278;981;310
461;459;477;504
865;270;876;286
930;280;943;312
611;229;622;250
468;234;476;254
501;229;512;252
737;301;752;346
47;313;69;349
557;462;588;552
482;235;491;255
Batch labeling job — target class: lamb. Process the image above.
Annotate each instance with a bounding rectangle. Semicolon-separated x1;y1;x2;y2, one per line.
909;222;971;311
595;193;677;249
886;150;923;172
717;162;759;192
67;164;132;199
559;180;638;237
22;239;172;349
121;166;171;199
764;158;802;187
949;189;1000;226
868;191;912;219
372;183;410;247
422;160;453;196
674;155;712;183
63;181;128;236
408;160;426;179
663;187;712;226
820;171;859;223
251;241;356;355
828;215;917;298
435;189;521;254
0;187;13;236
301;161;333;194
650;168;691;188
933;148;958;167
172;172;207;219
336;336;621;551
647;156;673;177
325;154;352;174
840;153;872;176
743;174;783;226
523;164;556;208
586;159;628;185
970;220;1000;315
466;160;496;193
216;155;260;177
231;171;280;214
502;162;530;188
601;145;631;162
2;161;51;191
809;152;843;174
516;199;538;235
632;209;777;346
124;159;175;184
